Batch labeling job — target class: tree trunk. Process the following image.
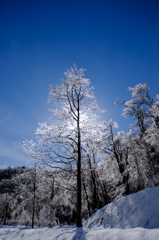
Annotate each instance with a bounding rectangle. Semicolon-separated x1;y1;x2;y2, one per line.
76;99;82;227
32;166;36;229
4;194;8;225
82;178;91;218
88;155;97;210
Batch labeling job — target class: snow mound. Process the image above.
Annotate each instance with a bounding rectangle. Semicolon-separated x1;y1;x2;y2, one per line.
84;186;159;229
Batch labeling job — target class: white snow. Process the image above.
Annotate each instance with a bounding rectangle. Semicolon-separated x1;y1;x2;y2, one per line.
0;186;159;240
85;186;159;229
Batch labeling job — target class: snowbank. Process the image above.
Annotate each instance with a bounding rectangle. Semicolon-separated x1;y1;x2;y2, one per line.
85;186;159;229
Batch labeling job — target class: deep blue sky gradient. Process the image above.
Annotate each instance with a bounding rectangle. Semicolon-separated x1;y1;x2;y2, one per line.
0;0;159;167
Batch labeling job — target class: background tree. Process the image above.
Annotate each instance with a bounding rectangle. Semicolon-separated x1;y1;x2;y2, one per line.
99;120;130;195
116;83;159;189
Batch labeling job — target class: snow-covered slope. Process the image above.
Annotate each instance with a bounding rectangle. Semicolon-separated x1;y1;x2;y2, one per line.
0;186;159;239
85;186;159;229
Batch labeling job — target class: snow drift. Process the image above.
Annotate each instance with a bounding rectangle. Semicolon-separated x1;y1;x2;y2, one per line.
85;186;159;229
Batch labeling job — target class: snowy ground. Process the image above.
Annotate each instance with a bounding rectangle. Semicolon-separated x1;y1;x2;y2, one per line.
0;186;159;240
0;225;159;240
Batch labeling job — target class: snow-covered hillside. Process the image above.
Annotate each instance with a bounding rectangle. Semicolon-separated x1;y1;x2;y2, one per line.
0;186;159;240
85;186;159;229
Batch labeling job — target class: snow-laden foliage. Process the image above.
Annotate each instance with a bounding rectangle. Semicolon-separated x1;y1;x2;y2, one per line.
116;83;153;134
23;65;103;170
116;83;159;190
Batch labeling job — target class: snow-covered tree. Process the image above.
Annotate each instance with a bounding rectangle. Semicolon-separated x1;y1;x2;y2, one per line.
115;83;153;135
116;83;159;188
0;193;14;225
98;120;130;195
23;65;103;226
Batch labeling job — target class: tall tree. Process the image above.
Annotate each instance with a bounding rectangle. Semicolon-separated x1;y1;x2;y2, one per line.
23;65;103;226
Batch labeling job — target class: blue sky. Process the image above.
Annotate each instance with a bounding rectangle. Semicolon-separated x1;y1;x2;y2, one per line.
0;0;159;168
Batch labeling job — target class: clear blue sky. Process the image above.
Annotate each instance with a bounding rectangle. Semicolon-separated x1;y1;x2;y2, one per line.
0;0;159;168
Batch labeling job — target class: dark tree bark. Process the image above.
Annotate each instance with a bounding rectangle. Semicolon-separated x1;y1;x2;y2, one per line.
32;166;36;229
76;97;82;227
82;179;91;218
3;194;9;225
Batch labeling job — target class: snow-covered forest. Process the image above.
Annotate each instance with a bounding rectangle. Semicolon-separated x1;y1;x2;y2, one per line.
0;182;159;239
0;66;159;236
